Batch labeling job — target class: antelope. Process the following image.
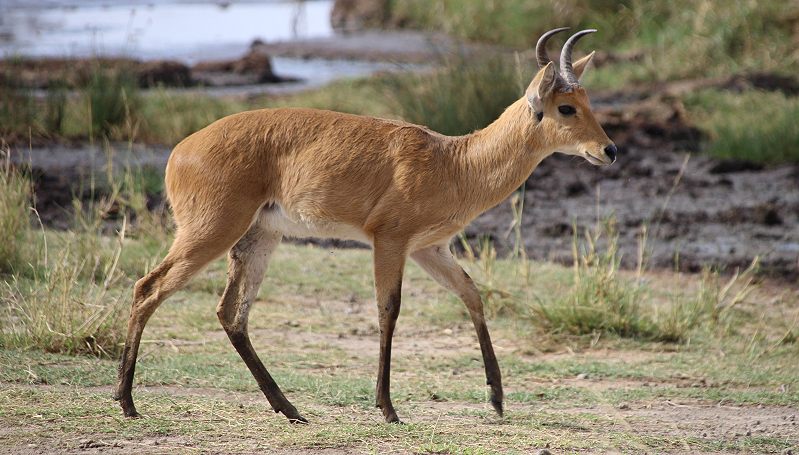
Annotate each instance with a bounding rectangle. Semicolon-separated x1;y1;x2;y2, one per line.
115;28;617;424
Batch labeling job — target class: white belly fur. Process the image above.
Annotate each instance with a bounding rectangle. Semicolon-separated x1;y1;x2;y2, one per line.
260;205;372;244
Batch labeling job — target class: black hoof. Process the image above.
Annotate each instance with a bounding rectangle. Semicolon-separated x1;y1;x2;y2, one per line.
281;407;308;424
383;410;402;423
491;398;504;417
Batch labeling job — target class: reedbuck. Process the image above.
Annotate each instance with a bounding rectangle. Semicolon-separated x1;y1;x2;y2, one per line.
115;28;616;423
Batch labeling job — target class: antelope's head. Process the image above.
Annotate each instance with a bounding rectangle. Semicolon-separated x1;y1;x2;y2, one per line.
526;28;617;166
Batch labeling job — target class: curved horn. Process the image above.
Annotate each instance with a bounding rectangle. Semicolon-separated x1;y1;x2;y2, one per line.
536;27;570;68
560;29;597;85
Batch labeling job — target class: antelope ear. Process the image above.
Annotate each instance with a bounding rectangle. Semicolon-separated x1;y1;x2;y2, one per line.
526;62;558;113
571;51;596;81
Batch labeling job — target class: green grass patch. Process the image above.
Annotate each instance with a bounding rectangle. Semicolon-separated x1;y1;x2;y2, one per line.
0;154;32;273
389;0;797;83
384;54;525;136
684;88;799;163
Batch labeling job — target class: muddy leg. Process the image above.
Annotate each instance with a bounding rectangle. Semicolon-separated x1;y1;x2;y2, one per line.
411;244;504;416
217;223;306;423
372;238;407;423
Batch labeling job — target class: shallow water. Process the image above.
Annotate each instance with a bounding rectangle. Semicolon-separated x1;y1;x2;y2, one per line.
0;0;393;90
0;0;333;62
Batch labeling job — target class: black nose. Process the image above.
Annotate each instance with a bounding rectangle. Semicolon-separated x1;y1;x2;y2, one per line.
603;144;617;163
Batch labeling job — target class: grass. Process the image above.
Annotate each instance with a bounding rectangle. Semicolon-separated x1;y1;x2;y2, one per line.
543;221;761;344
0;155;796;451
0;236;796;452
389;0;798;82
683;88;799;163
0;153;32;274
4;49;798;163
384;54;525;136
532;220;652;340
0;146;170;356
86;68;140;138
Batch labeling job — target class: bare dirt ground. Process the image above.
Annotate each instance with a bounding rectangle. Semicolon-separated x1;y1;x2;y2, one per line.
2;251;797;454
8;383;797;454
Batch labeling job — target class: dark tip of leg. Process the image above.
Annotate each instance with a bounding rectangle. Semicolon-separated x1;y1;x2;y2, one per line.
280;405;307;424
382;407;402;423
385;414;403;424
491;397;504;417
123;407;141;418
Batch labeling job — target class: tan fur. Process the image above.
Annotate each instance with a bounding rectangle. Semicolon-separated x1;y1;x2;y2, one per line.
115;63;615;424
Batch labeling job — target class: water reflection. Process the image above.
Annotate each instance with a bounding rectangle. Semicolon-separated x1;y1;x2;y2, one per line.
0;0;334;63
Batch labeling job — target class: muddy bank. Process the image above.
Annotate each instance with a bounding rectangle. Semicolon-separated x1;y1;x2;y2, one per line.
468;150;799;280
8;138;798;280
0;46;290;90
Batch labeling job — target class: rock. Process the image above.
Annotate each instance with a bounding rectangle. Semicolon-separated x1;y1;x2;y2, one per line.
576;373;589;380
232;49;281;83
192;48;283;85
331;0;388;31
136;60;193;87
617;403;630;410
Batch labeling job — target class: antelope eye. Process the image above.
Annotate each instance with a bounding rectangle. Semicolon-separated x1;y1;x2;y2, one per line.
558;105;577;116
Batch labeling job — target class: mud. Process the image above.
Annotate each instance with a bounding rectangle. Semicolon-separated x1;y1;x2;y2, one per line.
0;47;288;90
467;147;799;280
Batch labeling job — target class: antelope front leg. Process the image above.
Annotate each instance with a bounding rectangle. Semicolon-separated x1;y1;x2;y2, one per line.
372;238;407;423
411;245;504;416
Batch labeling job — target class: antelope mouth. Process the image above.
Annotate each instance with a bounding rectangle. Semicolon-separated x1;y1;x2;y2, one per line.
584;151;612;166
